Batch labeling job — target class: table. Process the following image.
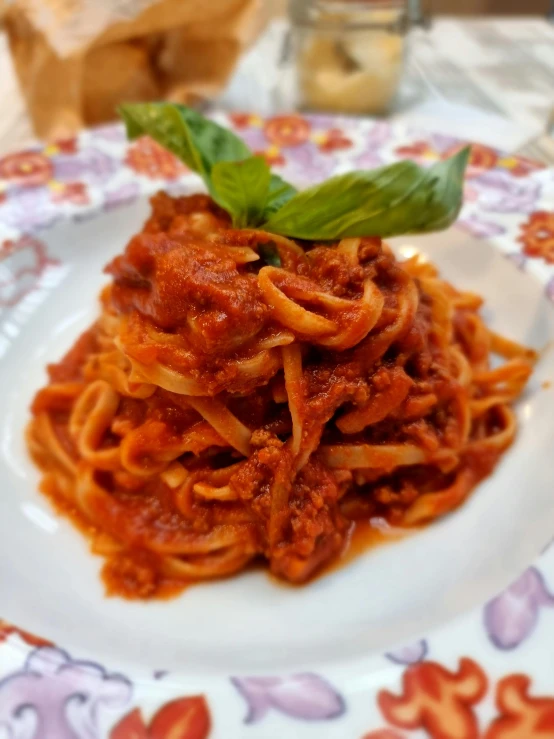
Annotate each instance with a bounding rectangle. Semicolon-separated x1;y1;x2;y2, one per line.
0;16;553;161
402;18;554;162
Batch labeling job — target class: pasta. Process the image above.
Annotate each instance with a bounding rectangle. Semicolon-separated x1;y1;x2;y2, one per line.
27;192;536;599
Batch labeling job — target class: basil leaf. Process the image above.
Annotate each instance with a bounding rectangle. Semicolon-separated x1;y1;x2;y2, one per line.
119;102;251;193
119;103;466;240
212;156;271;228
263;147;470;239
265;175;298;217
258;243;282;267
119;102;298;226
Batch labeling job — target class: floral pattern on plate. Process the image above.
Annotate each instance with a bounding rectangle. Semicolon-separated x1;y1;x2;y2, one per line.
365;657;554;738
0;235;60;308
231;674;345;723
110;696;211;739
518;211;554;264
0;647;132;738
484;567;554;650
0;112;553;738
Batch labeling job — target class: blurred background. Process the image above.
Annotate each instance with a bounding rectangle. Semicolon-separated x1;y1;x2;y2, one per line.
0;0;552;162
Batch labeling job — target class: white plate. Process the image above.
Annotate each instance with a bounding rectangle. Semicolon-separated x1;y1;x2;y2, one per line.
1;197;553;677
0;114;553;738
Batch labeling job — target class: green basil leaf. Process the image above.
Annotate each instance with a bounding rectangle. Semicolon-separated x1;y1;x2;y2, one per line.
265;174;298;217
211;156;271;228
119;102;298;226
258;243;282;267
119;103;466;240
263;147;470;240
119;102;251;193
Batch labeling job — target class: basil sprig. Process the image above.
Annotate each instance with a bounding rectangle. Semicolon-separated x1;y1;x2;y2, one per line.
263;150;470;239
119;103;469;239
119;102;295;228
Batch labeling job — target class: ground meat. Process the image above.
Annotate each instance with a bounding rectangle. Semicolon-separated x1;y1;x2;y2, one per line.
106;232;268;354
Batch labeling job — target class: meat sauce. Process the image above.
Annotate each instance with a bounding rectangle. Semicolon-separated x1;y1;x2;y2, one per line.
27;192;531;599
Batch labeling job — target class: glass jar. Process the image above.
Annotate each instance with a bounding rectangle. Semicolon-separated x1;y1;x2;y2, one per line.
289;0;409;116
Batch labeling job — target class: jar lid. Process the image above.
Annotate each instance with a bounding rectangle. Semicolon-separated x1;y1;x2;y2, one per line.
289;0;408;30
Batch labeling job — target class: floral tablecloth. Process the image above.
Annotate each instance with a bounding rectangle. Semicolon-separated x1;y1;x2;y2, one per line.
0;112;553;738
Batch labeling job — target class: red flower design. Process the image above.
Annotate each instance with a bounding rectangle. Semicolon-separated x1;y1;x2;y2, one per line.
444;143;499;178
0;151;53;186
111;696;210;739
395;141;436;160
518;211;554;264
0;620;53;648
363;658;554;738
125;136;188;180
264;115;311;147
378;658;488;739
485;674;554;738
318;128;353;153
55;137;78;154
51;181;89;205
0;235;60;307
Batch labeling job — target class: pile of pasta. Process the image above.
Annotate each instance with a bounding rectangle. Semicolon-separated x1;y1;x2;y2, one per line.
27;193;536;598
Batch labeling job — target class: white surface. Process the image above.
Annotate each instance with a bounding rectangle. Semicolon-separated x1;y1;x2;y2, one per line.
418;18;554;136
1;198;554;675
391;99;543;152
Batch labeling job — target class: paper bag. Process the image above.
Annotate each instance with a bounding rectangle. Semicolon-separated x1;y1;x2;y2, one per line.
4;0;267;140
